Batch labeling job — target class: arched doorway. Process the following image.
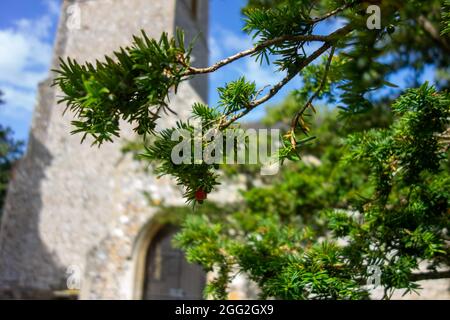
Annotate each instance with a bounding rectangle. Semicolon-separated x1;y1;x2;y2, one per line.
142;224;205;299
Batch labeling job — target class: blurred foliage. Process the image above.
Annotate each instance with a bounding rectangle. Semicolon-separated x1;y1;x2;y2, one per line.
174;84;450;299
0;91;24;215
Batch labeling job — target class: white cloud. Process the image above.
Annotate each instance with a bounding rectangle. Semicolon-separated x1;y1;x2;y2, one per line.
210;27;253;61
220;28;253;53
0;29;52;89
210;26;282;87
0;3;59;115
1;86;37;115
234;59;283;88
208;35;223;63
15;15;53;39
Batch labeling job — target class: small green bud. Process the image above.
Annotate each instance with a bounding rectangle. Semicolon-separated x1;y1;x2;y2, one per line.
387;25;396;34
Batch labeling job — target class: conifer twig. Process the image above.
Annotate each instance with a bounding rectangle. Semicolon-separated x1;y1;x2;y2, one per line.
409;270;450;282
290;45;336;147
219;42;333;130
185;25;352;76
218;25;352;130
309;2;352;24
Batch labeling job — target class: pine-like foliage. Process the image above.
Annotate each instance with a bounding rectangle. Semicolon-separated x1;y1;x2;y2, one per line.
174;85;450;299
142;104;222;202
53;0;450;299
53;30;192;145
443;0;450;35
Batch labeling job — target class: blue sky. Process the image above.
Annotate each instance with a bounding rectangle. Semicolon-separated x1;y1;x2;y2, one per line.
0;0;436;143
0;0;60;142
209;0;303;116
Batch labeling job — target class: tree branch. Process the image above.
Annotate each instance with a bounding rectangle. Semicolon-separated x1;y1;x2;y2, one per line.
417;15;450;54
409;270;450;282
290;45;335;146
185;25;351;76
357;270;450;287
219;42;332;130
310;2;352;24
217;25;353;130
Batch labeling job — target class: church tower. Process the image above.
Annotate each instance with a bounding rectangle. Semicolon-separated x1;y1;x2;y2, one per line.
0;0;209;299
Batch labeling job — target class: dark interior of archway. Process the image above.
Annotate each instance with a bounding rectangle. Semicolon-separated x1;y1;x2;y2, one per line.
142;224;205;300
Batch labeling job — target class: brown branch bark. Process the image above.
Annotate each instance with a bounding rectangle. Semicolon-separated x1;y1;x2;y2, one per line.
357;270;450;286
417;15;450;54
310;2;352;24
218;24;353;130
185;25;351;76
290;45;335;146
219;42;332;130
409;270;450;282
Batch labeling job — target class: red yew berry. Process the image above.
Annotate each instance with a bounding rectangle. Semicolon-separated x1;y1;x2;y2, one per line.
195;188;207;203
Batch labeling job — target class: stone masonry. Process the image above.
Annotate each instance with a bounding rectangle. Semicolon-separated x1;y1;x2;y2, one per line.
0;0;215;299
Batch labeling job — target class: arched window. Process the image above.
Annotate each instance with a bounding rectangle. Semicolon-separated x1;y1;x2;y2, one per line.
142;225;205;299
